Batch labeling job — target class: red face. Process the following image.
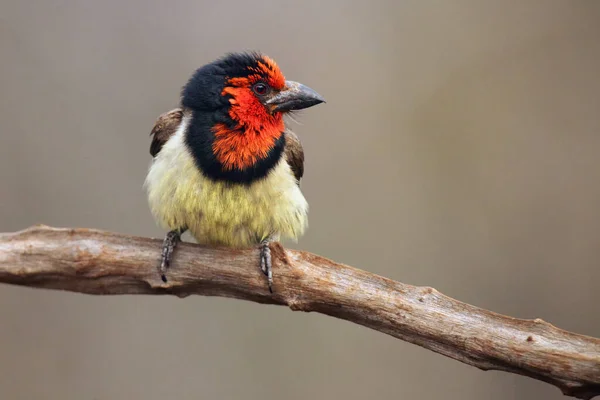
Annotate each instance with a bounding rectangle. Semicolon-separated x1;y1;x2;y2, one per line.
212;56;285;171
222;56;286;126
211;55;324;172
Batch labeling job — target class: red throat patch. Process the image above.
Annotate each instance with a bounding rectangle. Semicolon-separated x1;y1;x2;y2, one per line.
212;116;283;171
213;56;286;171
213;85;284;171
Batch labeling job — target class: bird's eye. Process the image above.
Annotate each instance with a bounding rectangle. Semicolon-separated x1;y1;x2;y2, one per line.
252;83;269;96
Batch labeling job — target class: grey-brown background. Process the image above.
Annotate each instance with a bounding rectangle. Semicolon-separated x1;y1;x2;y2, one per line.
1;1;599;399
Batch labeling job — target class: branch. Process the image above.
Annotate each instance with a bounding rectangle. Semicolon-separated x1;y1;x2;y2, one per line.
1;226;599;398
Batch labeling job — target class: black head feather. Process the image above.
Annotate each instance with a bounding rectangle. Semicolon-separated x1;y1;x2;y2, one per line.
181;51;267;111
181;51;286;185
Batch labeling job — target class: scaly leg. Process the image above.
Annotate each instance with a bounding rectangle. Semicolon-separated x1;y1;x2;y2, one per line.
159;227;187;282
260;237;274;293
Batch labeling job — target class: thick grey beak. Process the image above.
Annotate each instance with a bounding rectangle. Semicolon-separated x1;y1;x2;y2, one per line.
266;80;325;113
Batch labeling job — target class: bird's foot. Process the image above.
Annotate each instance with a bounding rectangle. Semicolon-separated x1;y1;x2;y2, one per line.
159;229;183;282
260;238;273;293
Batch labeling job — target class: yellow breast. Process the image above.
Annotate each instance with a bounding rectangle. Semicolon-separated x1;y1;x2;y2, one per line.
144;119;308;248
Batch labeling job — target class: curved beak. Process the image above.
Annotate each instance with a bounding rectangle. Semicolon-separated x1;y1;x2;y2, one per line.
266;80;325;113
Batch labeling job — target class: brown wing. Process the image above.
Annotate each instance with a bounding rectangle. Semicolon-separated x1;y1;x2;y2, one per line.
284;130;305;183
149;108;184;157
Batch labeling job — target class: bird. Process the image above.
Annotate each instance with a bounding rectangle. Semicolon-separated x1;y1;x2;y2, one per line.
144;51;325;291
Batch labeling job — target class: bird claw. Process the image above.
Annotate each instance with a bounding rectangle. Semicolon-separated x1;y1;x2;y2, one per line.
159;229;182;282
260;240;273;293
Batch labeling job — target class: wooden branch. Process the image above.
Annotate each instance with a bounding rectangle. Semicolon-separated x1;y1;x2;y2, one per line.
0;226;599;398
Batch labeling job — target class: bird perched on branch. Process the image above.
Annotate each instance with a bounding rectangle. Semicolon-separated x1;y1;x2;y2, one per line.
145;52;325;291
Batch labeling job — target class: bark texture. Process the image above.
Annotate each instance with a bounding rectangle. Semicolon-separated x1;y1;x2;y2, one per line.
0;225;599;399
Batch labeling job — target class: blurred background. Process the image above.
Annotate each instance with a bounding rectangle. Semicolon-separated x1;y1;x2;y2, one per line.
1;1;599;399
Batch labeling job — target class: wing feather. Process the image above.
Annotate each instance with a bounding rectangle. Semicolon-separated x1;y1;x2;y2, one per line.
284;130;305;183
149;108;184;157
